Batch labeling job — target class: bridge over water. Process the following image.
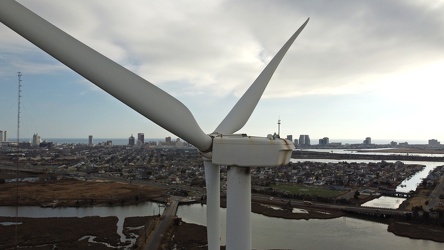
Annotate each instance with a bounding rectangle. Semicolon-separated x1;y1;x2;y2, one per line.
380;190;413;198
343;206;411;218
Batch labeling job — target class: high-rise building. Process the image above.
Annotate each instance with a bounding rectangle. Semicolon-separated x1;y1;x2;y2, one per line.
299;135;310;146
363;137;371;145
286;135;293;142
305;135;310;145
32;133;41;146
88;135;93;146
319;137;329;145
429;139;440;147
0;130;6;142
137;133;144;146
298;135;305;146
165;136;172;145
129;134;135;146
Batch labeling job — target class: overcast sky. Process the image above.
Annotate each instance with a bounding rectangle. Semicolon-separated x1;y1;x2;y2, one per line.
0;0;443;144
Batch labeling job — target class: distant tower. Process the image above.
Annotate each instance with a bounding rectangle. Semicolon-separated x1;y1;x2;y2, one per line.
277;118;281;137
319;137;329;145
165;136;172;145
0;130;6;142
129;134;135;146
363;137;371;145
137;133;144;146
298;135;305;146
32;133;41;146
286;135;293;142
88;135;93;146
304;135;310;145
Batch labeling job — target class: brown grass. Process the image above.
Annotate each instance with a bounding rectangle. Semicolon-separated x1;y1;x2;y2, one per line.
0;179;166;206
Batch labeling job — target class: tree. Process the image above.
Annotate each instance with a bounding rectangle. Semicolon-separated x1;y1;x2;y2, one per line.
353;190;360;199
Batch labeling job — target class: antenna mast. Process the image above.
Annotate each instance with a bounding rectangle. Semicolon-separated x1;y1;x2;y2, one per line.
15;72;22;247
17;72;22;143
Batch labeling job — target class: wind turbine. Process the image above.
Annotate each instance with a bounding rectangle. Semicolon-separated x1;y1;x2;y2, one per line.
0;1;308;249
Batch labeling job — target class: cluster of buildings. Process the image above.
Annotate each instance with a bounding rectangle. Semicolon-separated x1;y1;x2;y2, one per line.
128;133;145;146
1;128;443;151
429;139;441;147
286;134;371;148
259;160;424;190
0;139;425;195
126;133;187;148
389;141;409;147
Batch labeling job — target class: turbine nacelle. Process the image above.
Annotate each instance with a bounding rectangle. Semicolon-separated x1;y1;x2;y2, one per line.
211;134;294;167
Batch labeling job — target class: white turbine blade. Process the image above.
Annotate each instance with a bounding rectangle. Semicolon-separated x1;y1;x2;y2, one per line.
214;18;309;135
0;1;212;152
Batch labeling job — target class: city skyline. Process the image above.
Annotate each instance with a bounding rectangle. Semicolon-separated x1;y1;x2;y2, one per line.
1;133;438;146
1;1;443;141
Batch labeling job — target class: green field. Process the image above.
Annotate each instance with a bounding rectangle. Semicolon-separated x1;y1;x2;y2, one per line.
272;184;346;198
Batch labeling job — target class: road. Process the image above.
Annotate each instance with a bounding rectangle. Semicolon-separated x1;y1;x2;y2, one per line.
144;200;179;250
426;174;444;211
252;193;410;216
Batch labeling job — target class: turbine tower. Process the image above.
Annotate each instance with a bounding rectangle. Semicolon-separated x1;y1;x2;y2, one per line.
0;1;308;249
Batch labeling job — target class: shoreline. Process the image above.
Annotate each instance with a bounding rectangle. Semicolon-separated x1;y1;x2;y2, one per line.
356;148;444;155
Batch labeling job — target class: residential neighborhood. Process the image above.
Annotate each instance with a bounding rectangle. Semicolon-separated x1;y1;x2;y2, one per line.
0;142;428;197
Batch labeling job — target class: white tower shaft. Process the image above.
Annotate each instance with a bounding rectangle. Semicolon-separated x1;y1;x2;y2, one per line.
226;166;251;250
204;160;221;250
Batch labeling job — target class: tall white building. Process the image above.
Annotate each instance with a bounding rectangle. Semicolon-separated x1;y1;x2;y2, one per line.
0;130;6;142
299;134;310;146
32;133;41;146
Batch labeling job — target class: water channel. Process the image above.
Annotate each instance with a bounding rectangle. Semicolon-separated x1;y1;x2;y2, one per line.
176;203;442;249
291;157;443;208
1;157;443;249
0;203;165;246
